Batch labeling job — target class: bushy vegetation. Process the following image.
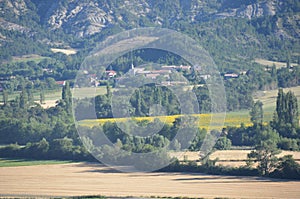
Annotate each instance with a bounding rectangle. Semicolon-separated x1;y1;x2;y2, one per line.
0;83;93;161
0;0;300;180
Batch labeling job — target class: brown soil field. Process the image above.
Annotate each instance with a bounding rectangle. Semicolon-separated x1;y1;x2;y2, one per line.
0;163;300;199
170;150;300;168
38;100;58;109
171;150;300;161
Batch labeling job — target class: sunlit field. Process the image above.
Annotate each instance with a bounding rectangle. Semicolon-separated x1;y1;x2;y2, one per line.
78;112;252;129
1;163;300;198
50;48;77;55
255;58;298;69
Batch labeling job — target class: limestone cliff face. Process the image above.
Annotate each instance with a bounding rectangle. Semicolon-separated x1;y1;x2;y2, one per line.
237;1;276;19
43;0;152;37
44;1;112;37
0;0;28;16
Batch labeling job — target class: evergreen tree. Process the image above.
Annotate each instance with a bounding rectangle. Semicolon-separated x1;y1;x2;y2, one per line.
250;101;263;128
272;89;299;137
27;87;34;103
285;91;299;128
275;89;286;127
2;89;8;106
106;83;112;99
19;88;28;109
40;90;45;104
135;90;142;116
62;81;72;113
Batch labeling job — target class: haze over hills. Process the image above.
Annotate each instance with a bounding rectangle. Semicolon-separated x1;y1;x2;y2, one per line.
0;0;299;70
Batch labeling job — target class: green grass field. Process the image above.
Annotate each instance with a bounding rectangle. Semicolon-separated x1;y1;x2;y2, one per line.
72;87;107;99
3;88;62;102
255;58;299;69
0;158;71;167
2;86;108;103
11;54;50;64
254;86;300;122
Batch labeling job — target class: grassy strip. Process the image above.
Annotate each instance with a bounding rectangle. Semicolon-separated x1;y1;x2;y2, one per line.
68;196;208;199
0;158;72;167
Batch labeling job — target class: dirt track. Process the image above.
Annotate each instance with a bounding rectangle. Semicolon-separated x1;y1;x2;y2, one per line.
0;163;300;198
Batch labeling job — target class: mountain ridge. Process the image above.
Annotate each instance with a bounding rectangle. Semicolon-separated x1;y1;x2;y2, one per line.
1;0;298;38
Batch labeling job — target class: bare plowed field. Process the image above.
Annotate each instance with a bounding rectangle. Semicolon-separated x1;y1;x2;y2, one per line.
0;163;300;198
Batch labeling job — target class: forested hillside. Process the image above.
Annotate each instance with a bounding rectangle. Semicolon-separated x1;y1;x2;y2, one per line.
0;0;299;67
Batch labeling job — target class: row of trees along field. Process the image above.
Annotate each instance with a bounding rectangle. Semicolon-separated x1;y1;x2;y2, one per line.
227;89;299;149
161;89;300;179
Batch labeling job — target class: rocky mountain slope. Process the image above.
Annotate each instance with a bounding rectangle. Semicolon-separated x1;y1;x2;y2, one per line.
0;0;298;38
0;0;299;69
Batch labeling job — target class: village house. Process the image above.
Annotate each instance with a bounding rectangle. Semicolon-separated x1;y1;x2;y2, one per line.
56;81;66;87
224;73;239;79
105;70;117;78
161;65;191;70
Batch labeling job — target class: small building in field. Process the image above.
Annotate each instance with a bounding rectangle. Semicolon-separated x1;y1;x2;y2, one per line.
161;65;191;71
200;74;211;80
56;81;66;87
105;70;117;78
224;73;239;79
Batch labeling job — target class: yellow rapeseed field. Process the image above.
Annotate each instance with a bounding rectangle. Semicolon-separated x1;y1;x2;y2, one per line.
78;112;253;129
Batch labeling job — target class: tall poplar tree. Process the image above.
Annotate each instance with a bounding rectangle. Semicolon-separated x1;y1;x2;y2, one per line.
19;87;28;109
272;89;299;137
2;89;8;106
250;100;263;128
62;81;72;113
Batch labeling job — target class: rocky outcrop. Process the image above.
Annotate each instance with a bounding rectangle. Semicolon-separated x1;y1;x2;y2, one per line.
45;1;114;37
237;1;276;19
0;18;30;33
44;0;152;37
0;0;28;16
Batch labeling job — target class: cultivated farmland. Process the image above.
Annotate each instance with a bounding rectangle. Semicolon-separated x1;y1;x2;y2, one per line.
0;163;299;199
254;58;298;69
171;150;300;167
